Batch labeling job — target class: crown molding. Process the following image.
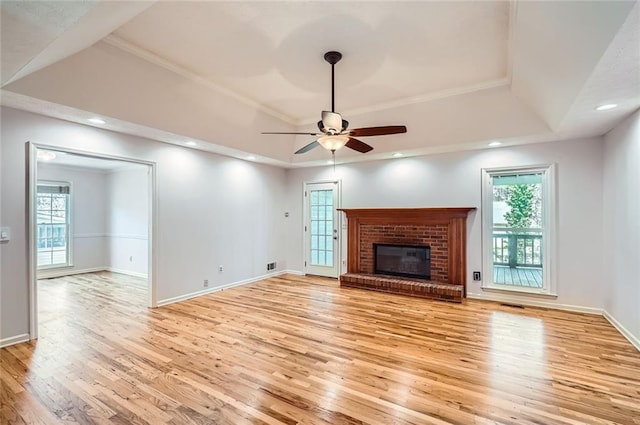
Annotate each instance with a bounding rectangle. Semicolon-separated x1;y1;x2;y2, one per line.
102;34;297;125
295;78;511;126
104;30;513;129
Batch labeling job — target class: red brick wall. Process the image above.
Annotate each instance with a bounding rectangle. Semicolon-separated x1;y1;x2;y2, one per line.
359;224;449;283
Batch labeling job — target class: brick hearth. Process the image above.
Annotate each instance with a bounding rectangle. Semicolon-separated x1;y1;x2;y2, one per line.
338;208;475;302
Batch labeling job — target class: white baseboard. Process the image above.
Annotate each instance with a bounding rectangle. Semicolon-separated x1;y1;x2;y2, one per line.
603;310;640;351
38;267;148;279
0;333;30;348
105;267;148;279
37;266;106;279
157;270;290;307
283;269;305;276
467;292;604;315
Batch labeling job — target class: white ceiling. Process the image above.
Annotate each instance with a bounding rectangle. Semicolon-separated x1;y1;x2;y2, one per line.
37;149;141;171
1;1;639;167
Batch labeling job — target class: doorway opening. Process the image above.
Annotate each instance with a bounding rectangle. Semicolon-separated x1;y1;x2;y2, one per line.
303;180;341;278
28;143;156;340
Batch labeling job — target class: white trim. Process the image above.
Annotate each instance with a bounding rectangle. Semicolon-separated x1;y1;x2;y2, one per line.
37;266;106;279
148;163;157;307
27;142;158;340
103;35;295;125
157;270;290;307
480;284;558;298
481;164;557;296
108;233;148;240
35;266;149;280
603;310;640;352
36;178;73;269
0;333;30;348
27;143;38;339
106;267;148;279
467;292;603;315
284;269;305;276
303;180;342;278
72;233;148;240
506;0;517;84
296;79;510;126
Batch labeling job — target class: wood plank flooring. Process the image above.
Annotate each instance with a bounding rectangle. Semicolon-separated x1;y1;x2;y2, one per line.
1;272;639;424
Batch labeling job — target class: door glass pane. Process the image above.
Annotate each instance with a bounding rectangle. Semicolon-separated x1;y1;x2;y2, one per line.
309;189;333;267
492;173;543;288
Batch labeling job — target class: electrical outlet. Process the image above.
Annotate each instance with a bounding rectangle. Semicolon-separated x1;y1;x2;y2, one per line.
473;271;481;281
204;279;209;288
218;265;223;272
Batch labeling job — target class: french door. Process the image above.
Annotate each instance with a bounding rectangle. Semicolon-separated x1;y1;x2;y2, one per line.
304;181;341;278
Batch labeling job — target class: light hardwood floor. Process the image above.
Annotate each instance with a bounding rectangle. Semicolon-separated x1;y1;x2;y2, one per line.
1;272;639;424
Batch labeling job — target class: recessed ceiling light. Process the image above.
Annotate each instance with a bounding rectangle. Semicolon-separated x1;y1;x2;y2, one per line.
246;155;256;161
87;117;106;124
37;150;57;161
595;103;618;111
488;141;502;147
392;152;403;157
184;141;197;146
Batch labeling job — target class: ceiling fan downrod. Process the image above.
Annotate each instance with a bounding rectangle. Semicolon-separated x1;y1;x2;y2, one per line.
324;51;342;113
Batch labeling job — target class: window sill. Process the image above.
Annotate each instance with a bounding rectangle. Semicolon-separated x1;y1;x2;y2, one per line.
37;264;73;271
481;284;557;299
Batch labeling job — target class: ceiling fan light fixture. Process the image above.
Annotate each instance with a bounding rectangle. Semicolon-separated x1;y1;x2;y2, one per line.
318;135;349;151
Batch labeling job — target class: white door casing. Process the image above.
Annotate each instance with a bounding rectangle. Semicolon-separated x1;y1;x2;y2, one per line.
304;180;341;278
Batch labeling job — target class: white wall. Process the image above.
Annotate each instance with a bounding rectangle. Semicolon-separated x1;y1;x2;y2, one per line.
0;107;287;342
286;137;605;310
603;110;640;344
106;166;149;277
36;164;108;277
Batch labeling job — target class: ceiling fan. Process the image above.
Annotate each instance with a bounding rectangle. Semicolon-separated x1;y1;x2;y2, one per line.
262;51;407;155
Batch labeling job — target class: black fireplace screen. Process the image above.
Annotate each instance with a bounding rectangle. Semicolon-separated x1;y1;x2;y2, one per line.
374;243;431;280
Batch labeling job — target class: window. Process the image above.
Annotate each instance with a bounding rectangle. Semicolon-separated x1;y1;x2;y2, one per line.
37;182;71;268
482;165;556;295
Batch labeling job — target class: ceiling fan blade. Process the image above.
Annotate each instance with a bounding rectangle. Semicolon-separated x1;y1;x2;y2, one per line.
321;111;343;133
294;141;320;154
348;126;407;137
262;131;320;136
346;138;373;153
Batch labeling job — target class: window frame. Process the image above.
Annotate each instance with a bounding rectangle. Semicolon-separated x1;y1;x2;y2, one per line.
36;180;73;270
481;164;557;296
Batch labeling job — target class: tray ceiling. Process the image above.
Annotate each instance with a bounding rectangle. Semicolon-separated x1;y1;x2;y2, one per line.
1;1;638;167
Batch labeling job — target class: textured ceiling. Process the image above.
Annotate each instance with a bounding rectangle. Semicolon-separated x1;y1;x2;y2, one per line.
1;1;638;167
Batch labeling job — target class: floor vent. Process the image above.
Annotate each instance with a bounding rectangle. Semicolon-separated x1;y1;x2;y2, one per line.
500;303;525;309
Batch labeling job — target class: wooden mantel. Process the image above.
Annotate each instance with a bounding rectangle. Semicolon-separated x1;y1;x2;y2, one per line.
338;207;476;295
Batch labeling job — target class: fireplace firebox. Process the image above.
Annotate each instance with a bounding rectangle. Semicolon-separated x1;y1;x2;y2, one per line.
374;243;431;280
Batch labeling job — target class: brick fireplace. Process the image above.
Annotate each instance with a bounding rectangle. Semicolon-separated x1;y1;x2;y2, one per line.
338;208;475;302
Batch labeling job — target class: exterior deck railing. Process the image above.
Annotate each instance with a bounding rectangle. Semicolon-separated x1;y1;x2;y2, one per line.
493;227;542;268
